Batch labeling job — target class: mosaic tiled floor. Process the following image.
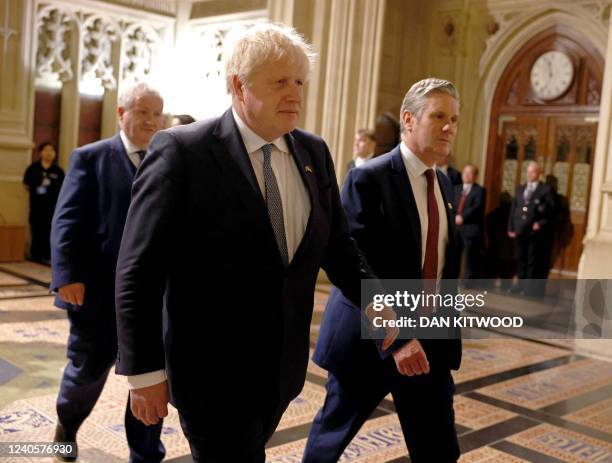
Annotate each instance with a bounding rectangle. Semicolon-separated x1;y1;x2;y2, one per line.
477;358;612;409
564;398;612;434
0;272;610;463
507;424;612;462
0;262;52;285
0;271;28;286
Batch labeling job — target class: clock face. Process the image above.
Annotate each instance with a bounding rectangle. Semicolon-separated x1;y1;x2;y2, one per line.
530;51;574;100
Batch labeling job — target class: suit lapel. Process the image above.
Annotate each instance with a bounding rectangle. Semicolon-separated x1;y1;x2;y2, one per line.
211;110;283;262
389;148;422;262
283;132;315;267
212;109;264;203
436;169;457;249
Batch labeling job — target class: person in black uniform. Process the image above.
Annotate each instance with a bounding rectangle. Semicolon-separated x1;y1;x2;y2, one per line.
23;141;65;263
507;161;555;296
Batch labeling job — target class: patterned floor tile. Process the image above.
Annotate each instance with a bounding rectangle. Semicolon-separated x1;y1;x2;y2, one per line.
454;395;516;430
0;297;56;312
0;285;49;299
0;319;68;344
564;398;612;434
0;357;23;386
0;272;28;286
266;414;407;462
0;389;191;462
458;446;528;462
453;339;569;384
0;263;51;285
0;342;66;408
307;348;328;379
477;358;612;409
278;381;326;431
507;423;612;462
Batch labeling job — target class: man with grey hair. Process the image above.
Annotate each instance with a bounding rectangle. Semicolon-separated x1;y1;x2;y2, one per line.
50;81;165;462
114;23;385;462
304;77;462;463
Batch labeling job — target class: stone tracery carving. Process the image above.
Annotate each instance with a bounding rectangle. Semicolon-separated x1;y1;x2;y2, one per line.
121;23;160;85
36;7;75;82
200;28;228;79
81;15;118;90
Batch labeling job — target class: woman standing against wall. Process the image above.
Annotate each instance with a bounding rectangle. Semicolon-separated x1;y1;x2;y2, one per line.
23;142;64;264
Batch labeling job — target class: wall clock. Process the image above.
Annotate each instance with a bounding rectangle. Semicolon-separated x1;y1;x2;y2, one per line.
530;50;574;100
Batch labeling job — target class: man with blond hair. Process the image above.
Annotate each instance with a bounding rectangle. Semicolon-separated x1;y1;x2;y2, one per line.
347;128;376;173
50;82;165;462
114;23;382;462
304;78;463;463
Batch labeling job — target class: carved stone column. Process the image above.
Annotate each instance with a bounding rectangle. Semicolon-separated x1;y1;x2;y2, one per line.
575;15;612;360
269;0;385;179
0;0;35;227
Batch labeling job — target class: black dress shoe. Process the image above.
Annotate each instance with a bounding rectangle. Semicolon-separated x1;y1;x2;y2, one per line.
53;424;78;462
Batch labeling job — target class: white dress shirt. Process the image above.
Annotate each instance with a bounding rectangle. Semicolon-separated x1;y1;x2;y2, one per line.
127;109;311;390
354;153;374;168
400;142;448;280
119;131;145;168
232;108;310;261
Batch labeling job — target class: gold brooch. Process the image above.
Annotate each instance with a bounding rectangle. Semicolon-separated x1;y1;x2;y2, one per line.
305;166;313;173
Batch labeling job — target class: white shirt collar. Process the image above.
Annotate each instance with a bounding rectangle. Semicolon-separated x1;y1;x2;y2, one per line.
400;142;431;179
232;108;289;154
119;130;143;155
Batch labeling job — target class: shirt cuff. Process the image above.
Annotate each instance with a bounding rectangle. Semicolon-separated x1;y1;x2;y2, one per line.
127;370;167;390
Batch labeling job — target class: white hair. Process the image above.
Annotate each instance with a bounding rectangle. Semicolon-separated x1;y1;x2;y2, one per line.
400;78;459;132
223;22;316;94
118;81;163;110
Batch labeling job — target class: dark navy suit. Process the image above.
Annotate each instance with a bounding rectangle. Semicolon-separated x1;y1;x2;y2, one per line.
114;109;376;462
51;134;164;462
304;147;462;463
453;183;486;282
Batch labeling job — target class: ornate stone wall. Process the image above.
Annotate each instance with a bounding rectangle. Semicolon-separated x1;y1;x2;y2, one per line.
0;0;174;229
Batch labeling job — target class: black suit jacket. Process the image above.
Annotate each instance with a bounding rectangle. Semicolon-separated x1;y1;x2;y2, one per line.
445;165;462;187
115;109;375;415
453;183;485;239
313;147;462;381
508;182;555;236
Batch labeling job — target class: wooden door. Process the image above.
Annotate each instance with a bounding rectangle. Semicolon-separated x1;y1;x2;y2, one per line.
547;117;597;271
485;25;603;276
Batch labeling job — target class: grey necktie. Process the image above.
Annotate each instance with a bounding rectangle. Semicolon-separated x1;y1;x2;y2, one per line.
262;143;289;266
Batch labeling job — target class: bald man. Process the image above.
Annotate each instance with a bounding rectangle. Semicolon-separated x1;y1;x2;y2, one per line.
507;161;555;296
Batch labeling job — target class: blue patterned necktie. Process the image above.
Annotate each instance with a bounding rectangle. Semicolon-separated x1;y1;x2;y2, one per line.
262;143;289;266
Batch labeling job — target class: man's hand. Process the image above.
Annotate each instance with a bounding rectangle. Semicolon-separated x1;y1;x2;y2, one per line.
392;339;430;376
455;215;464;226
532;222;541;231
58;283;85;306
507;231;516;239
366;303;399;351
130;380;169;426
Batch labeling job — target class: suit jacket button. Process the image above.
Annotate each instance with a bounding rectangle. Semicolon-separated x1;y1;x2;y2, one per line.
521;215;526;219
522;206;528;212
